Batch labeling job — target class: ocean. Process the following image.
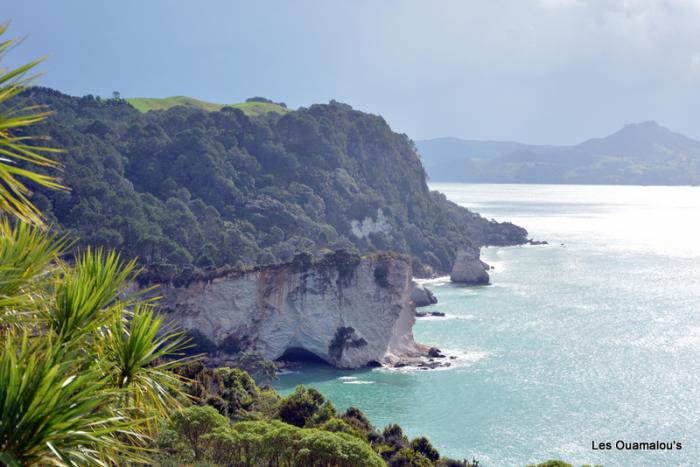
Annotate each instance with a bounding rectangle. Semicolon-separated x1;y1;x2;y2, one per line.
273;183;700;466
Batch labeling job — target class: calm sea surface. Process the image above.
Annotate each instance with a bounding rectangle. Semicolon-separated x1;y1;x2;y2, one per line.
273;184;700;466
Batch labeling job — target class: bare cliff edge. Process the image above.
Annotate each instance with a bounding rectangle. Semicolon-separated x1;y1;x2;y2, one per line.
147;253;431;369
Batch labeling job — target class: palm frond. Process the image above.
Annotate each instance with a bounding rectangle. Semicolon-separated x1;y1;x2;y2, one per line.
0;330;147;465
0;23;66;226
0;217;68;327
48;247;139;344
99;304;196;425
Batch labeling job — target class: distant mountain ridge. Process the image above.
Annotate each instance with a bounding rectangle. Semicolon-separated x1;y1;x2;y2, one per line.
417;122;700;185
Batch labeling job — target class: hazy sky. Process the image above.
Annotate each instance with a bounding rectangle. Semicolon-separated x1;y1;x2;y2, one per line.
5;0;700;144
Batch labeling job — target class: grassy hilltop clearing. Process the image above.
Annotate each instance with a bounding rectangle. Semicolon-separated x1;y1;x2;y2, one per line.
126;95;290;117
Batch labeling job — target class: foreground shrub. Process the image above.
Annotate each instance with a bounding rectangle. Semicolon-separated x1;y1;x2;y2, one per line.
159;416;385;467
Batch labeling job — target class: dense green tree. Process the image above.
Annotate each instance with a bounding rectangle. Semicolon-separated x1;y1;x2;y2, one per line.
279;385;329;427
388;447;434;467
169;405;229;460
411;437;440;462
159;417;386;467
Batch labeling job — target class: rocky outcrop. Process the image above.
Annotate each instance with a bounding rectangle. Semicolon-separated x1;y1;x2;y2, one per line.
152;252;430;369
410;283;438;307
416;311;445;318
450;247;490;284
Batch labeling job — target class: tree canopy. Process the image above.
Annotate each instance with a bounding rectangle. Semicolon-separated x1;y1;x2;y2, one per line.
13;87;526;276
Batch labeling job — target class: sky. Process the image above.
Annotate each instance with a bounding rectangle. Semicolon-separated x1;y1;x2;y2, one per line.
4;0;700;144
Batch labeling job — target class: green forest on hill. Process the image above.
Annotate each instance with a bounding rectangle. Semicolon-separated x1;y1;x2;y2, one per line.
16;87;526;278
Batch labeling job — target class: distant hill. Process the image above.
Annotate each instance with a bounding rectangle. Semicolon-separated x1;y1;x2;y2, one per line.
417;122;700;185
126;96;290;117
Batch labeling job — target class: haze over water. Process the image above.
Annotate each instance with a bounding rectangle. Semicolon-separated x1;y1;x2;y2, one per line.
274;183;700;466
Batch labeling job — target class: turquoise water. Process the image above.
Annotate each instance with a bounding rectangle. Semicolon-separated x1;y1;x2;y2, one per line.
273;184;700;466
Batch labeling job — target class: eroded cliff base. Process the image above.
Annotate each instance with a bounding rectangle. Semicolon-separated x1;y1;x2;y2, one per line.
144;251;437;369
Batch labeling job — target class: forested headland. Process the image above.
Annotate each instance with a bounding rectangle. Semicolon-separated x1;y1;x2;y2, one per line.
16;87;526;277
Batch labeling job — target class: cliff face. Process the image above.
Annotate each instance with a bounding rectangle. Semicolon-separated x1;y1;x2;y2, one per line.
156;254;428;369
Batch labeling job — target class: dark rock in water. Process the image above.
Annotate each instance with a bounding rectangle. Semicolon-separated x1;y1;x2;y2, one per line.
450;247;490;285
417;360;451;369
527;239;549;245
410;283;438;307
416;311;445;318
428;347;446;358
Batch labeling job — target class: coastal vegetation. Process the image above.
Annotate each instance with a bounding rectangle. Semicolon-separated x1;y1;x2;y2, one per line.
13;87;526;278
157;363;483;466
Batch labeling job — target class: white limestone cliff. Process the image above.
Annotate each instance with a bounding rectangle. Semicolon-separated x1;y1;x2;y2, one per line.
154;254;429;369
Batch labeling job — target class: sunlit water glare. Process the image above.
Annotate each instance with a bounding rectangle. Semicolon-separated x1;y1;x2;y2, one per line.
274;184;700;466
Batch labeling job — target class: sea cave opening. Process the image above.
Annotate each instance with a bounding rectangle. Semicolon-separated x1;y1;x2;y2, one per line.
277;347;329;364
